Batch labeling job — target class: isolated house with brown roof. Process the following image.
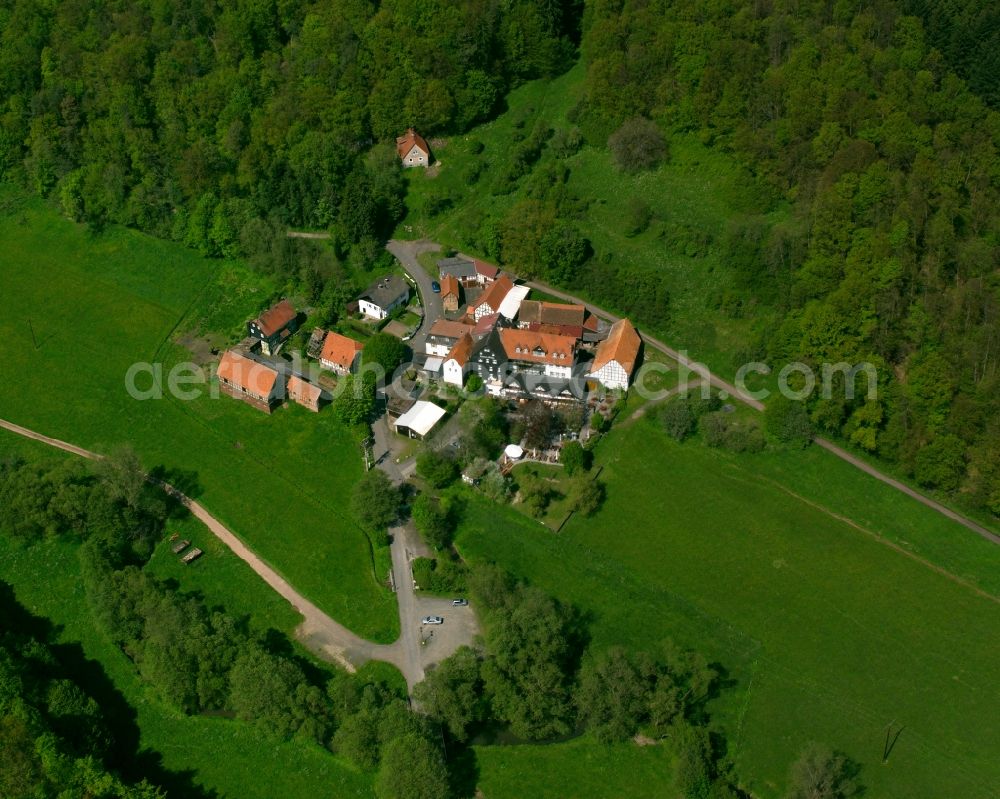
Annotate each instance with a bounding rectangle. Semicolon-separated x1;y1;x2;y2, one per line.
396;128;431;167
587;319;642;390
470;276;514;322
248;299;298;356
319;331;363;375
217;350;283;413
440;274;461;312
287;375;322;412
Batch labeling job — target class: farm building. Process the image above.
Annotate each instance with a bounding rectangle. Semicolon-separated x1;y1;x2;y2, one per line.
319;331;363;374
470;276;514;321
248;299;298;356
587;318;642;390
216;350;283;413
394;400;447;439
437;256;500;286
440;274;461;312
287;375;323;412
396;128;431;167
358;275;410;320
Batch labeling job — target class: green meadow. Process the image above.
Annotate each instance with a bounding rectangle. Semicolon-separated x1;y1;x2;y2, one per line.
456;417;1000;799
401;62;788;377
0;190;397;642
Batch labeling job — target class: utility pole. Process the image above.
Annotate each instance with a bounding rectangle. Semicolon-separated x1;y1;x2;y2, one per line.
28;318;38;349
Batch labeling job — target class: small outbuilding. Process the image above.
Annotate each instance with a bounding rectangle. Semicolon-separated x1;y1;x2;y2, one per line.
394;400;447;439
287;375;323;412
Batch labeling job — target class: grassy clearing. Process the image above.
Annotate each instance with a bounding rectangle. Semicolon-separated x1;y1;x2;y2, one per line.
400;62;787;377
455;418;1000;799
472;735;676;798
0;193;397;642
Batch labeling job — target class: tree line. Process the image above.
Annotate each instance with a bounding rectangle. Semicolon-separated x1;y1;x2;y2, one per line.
1;582;167;798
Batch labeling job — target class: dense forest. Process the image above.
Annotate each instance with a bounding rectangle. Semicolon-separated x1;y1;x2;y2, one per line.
574;0;1000;519
0;0;997;519
0;0;580;267
1;583;167;798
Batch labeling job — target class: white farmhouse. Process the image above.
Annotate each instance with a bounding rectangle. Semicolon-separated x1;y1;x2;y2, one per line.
396;128;431;168
442;333;474;387
357;275;410;320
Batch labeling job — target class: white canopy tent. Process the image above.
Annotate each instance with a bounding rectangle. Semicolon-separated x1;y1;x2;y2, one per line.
394;400;447;439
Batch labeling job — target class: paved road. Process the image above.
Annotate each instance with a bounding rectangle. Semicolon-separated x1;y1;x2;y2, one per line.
0;417;478;690
387;239;443;352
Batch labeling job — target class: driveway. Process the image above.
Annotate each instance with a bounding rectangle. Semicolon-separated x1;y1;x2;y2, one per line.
387;239;444;352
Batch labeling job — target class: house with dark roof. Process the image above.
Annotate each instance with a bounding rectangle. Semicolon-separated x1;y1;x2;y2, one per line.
248;299;298;356
468;326;508;386
319;331;363;375
438;256;501;287
587;319;642;390
396;128;431;167
358;275;410;320
217;350;283;413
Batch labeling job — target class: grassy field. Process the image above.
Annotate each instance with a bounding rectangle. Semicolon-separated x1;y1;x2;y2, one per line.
0;190;397;642
455;417;1000;799
400;62;787;377
472;735;676;798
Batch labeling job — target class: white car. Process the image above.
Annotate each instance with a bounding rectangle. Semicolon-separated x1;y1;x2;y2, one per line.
421;616;444;625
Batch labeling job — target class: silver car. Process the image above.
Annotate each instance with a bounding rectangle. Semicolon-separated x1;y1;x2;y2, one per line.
421;616;444;625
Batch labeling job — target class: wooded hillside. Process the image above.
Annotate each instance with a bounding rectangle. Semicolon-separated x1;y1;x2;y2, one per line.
577;0;1000;518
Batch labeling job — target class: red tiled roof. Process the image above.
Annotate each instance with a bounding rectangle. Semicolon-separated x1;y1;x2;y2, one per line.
255;299;296;337
440;274;460;299
429;318;474;339
500;329;578;367
396;128;430;159
583;312;600;331
591;319;641;374
474;260;499;279
320;331;363;370
287;375;322;404
217;350;279;396
529;322;585;340
445;333;475;367
473;276;514;314
519;300;586;327
473;313;500;335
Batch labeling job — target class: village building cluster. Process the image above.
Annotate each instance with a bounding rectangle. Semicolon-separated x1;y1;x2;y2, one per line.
422;254;642;403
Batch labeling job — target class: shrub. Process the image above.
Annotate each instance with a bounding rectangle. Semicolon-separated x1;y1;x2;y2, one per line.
765;395;813;447
416;450;458;488
661;398;697;441
559;441;590;475
608;118;668;173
